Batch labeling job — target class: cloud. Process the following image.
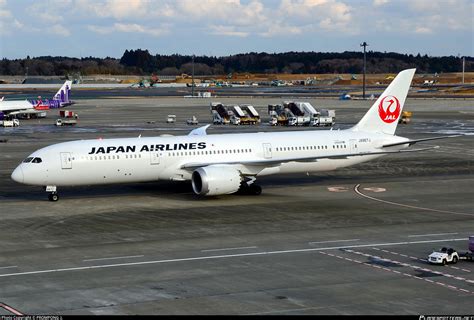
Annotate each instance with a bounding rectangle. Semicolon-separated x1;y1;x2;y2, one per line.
259;24;303;37
175;0;267;26
0;0;19;35
209;25;249;37
88;22;169;37
75;0;166;19
2;0;471;57
414;26;432;34
373;0;389;6
47;24;71;37
277;0;353;33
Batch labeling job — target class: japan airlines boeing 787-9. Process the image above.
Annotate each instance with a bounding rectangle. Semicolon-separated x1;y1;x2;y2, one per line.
11;69;459;201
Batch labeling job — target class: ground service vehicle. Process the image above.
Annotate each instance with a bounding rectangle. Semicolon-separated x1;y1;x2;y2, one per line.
428;247;459;265
166;115;176;123
0;119;20;127
55;118;77;126
399;111;412;124
186;116;199;125
460;236;474;261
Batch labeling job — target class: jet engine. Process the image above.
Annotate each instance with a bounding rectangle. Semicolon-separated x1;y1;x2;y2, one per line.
192;166;242;196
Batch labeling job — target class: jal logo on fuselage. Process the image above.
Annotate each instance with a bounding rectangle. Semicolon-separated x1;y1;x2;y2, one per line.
88;142;207;154
378;95;400;123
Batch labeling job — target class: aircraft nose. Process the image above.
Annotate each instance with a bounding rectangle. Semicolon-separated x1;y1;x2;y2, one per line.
11;166;24;184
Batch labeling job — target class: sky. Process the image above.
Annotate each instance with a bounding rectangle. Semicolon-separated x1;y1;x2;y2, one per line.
0;0;472;59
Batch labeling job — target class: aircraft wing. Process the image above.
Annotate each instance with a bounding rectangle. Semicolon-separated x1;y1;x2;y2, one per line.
180;146;438;170
6;109;34;115
382;135;462;148
9;108;46;115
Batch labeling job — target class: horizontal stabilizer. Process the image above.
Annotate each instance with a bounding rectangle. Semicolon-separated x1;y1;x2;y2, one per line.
382;135;462;148
188;124;211;136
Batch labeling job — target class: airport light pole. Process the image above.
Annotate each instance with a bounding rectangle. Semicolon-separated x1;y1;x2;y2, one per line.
191;55;195;97
360;42;368;99
462;56;465;84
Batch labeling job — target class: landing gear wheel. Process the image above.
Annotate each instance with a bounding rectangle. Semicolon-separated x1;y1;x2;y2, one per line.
249;184;262;196
48;192;59;202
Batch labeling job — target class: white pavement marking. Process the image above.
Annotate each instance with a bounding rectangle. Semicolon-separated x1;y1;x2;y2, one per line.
408;233;459;238
354;184;474;216
201;246;258;253
373;247;471;273
345;249;474;286
308;239;360;245
0;266;17;270
327;186;349;192
363;187;386;193
83;255;144;262
324;250;472;294
0;238;467;279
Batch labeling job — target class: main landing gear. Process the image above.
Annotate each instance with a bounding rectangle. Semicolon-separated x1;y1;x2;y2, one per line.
45;186;59;202
239;181;262;196
248;184;262;195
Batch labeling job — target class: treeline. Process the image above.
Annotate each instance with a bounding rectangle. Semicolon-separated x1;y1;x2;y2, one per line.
1;50;472;76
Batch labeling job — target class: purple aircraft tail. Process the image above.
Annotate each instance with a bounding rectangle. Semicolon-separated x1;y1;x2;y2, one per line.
29;81;73;109
53;80;73;107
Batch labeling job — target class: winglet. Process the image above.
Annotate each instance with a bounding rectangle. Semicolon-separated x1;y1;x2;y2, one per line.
189;124;211;136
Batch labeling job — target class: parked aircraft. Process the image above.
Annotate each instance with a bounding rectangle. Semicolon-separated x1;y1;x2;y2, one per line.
0;81;73;119
11;69;459;201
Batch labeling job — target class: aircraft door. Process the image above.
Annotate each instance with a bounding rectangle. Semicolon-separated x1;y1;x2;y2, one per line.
263;143;272;159
349;139;358;153
60;152;72;169
150;151;161;165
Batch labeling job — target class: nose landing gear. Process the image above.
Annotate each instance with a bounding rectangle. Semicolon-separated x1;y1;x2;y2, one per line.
48;192;59;202
45;186;59;202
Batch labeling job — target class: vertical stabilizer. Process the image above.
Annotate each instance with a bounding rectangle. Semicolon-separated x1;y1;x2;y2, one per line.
53;81;72;104
352;68;416;135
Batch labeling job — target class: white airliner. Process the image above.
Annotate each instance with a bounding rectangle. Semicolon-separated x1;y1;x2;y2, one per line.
11;69;459;201
0;81;73;118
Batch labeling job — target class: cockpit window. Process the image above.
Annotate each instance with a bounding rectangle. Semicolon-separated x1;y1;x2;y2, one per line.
31;157;42;163
23;157;34;163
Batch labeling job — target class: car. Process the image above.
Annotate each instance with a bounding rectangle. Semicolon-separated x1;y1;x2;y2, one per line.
186;116;199;125
428;247;459;265
166;115;176;123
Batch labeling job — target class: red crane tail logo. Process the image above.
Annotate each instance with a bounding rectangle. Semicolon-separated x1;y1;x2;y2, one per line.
378;95;400;123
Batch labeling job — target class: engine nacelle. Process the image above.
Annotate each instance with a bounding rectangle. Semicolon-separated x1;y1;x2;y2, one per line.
192;166;242;196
